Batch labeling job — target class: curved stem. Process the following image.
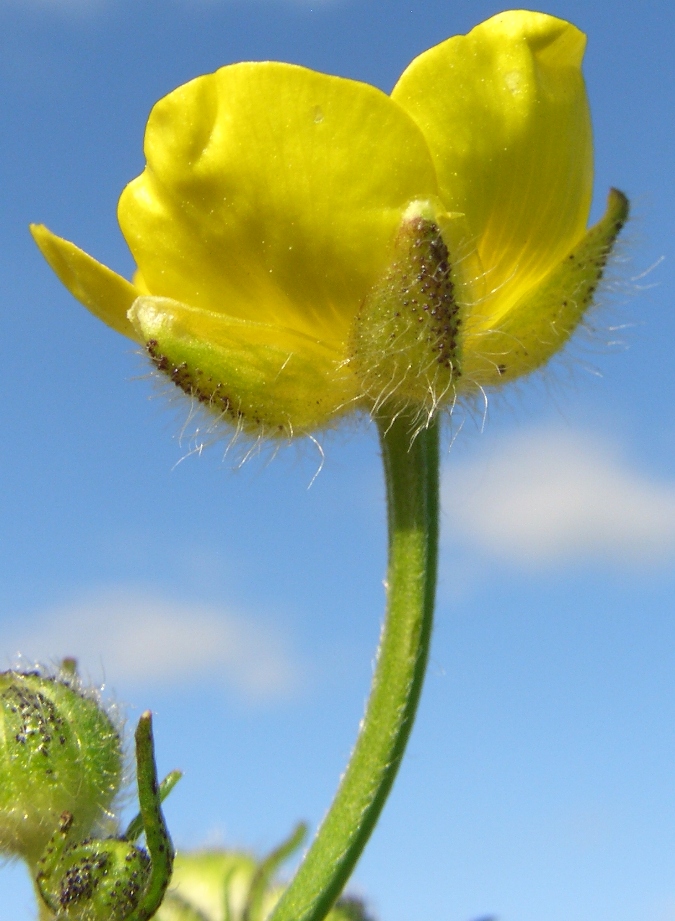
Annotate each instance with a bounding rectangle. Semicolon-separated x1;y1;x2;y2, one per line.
129;712;175;921
268;413;440;921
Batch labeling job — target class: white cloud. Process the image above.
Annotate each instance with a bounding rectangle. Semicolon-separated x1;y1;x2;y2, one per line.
4;590;298;702
442;429;675;566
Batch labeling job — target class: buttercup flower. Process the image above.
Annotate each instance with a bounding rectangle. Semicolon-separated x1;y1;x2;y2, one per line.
32;10;627;438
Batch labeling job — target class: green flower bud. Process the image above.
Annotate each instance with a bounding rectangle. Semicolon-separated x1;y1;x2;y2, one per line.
157;850;257;921
0;670;123;865
155;836;373;921
157;893;210;921
36;812;151;921
32;710;177;921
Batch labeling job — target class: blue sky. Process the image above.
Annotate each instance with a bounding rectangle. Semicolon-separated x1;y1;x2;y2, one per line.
2;1;675;920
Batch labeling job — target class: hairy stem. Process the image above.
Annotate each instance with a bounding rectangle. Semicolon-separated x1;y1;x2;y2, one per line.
129;712;175;921
267;413;440;921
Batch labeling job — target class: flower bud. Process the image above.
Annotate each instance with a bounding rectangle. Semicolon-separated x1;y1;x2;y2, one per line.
36;812;151;921
156;893;210;921
0;670;122;865
154;830;372;921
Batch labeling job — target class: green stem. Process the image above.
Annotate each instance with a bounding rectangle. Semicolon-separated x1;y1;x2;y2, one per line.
268;412;440;921
129;712;175;921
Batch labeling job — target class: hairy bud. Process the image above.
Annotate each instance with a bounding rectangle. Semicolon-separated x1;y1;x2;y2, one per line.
0;670;122;865
36;812;151;921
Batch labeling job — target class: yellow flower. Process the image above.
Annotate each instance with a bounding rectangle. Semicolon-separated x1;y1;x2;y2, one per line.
31;10;627;438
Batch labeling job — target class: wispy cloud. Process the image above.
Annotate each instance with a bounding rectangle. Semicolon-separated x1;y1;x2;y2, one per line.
5;589;298;702
443;428;675;567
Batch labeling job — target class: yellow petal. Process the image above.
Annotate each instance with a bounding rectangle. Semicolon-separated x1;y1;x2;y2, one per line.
132;268;151;294
118;62;439;349
128;296;362;436
461;188;629;386
392;10;593;320
30;224;140;341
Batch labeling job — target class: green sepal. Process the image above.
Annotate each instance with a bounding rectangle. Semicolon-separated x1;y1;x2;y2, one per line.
127;297;356;439
462;188;629;385
351;201;462;418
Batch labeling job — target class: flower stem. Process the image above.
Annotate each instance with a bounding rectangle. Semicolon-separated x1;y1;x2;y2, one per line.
268;413;440;921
